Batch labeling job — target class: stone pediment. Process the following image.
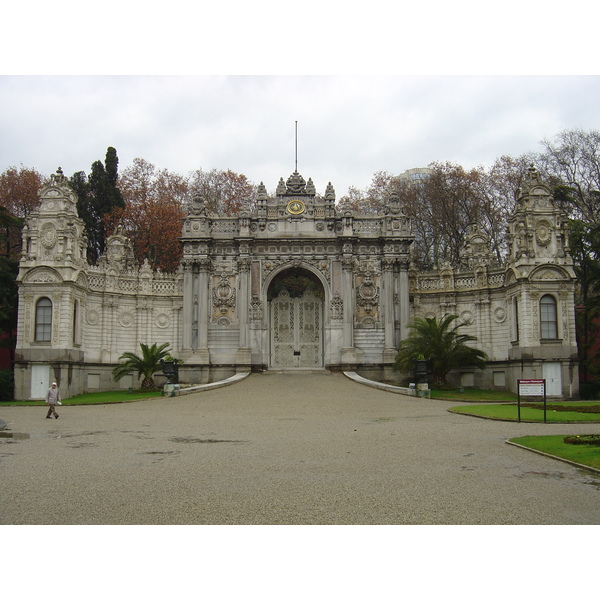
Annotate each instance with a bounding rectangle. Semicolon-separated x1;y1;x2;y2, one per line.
76;272;88;288
37;168;78;215
504;269;518;286
530;266;569;280
21;266;63;284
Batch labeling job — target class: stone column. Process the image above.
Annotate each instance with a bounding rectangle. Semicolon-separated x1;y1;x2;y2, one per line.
397;258;410;343
341;255;354;349
197;258;210;355
181;262;193;353
181;263;194;353
381;257;397;364
340;248;362;364
382;257;395;352
236;257;252;366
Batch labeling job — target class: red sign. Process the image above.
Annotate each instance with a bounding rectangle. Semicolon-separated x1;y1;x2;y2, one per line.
518;379;545;396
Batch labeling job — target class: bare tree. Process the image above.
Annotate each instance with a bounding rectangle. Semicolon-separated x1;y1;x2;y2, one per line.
534;129;600;222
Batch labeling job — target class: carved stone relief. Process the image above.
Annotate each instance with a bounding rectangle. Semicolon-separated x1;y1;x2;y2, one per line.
212;275;236;321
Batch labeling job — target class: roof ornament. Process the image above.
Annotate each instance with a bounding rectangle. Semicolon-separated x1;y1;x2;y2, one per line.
324;182;336;201
525;163;542;185
256;182;269;201
286;170;307;194
276;177;287;196
49;167;67;186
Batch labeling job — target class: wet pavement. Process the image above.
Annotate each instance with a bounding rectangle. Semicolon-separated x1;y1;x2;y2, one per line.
1;371;600;525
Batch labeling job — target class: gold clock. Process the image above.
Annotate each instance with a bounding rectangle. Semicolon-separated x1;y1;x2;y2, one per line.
286;200;306;215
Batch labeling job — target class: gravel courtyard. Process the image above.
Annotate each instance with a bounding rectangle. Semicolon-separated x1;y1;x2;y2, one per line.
1;371;599;525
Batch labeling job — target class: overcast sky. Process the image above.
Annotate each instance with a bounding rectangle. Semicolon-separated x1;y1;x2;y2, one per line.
2;3;599;200
2;75;599;198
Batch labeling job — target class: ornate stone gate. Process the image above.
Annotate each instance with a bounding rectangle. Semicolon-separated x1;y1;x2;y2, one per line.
13;164;579;399
178;169;414;374
269;268;325;368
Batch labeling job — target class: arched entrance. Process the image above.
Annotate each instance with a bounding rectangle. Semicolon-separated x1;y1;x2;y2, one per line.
268;268;325;369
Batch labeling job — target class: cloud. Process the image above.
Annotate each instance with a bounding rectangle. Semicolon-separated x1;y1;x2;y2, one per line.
1;75;600;198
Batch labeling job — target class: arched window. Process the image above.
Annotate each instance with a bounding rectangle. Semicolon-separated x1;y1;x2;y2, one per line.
35;297;52;342
540;294;558;339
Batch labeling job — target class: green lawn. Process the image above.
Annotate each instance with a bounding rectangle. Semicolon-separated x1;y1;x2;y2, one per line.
431;388;517;402
450;402;600;423
0;389;163;406
508;435;600;471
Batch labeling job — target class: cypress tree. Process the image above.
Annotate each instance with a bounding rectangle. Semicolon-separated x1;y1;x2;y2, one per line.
70;147;124;264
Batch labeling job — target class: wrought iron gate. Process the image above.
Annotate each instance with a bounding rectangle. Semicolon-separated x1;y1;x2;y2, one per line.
270;289;323;368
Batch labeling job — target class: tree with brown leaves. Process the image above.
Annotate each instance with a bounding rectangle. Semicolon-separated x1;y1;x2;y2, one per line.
117;158;188;273
0;165;45;259
189;168;256;215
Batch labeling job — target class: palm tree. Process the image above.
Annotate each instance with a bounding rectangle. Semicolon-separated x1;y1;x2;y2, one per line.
112;342;171;390
393;314;487;386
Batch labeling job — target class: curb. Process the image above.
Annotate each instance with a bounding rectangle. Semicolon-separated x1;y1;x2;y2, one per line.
166;372;250;396
342;371;417;397
505;440;600;475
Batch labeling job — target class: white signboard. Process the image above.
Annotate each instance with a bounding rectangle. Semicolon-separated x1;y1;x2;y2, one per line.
518;379;545;397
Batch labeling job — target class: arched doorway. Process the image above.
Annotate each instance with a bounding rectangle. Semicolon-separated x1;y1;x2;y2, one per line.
268;268;325;369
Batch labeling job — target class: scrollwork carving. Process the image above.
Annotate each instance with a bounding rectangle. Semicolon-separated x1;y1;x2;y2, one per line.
212;275;236;314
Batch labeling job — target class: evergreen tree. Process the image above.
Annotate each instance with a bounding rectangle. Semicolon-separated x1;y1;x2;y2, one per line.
0;206;22;365
71;147;125;264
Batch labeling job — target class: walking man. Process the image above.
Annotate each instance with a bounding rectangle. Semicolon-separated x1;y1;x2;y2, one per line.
45;382;60;419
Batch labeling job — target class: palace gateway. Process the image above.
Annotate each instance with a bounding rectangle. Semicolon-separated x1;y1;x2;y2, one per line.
14;166;579;399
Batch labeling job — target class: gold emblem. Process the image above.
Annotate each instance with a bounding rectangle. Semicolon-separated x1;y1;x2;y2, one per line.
286;200;306;215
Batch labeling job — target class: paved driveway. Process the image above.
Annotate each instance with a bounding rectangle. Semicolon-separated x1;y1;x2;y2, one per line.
1;371;599;524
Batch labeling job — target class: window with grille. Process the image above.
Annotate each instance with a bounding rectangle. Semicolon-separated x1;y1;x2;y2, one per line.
540;294;558;339
35;297;52;342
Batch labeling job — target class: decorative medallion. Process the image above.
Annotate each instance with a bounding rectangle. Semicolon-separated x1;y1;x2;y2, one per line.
212;275;236;314
360;316;377;328
493;306;507;323
87;309;100;326
356;276;380;314
460;310;474;325
155;312;171;328
40;222;57;249
118;310;134;328
535;221;552;247
286;199;306;215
